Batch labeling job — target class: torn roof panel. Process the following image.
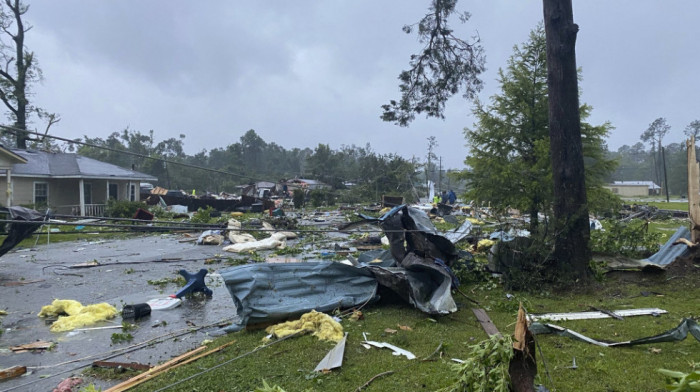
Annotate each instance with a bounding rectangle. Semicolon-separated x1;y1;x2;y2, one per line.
220;262;378;332
643;226;690;266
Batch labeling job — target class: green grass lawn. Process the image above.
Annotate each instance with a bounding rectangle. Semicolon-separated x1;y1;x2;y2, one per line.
114;267;700;392
623;198;689;212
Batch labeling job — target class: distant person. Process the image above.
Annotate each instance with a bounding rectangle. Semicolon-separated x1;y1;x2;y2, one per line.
448;189;456;204
441;190;447;204
433;194;440;204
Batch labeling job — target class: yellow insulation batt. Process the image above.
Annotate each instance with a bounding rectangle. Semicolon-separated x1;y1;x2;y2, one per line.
477;239;495;251
266;310;344;342
466;217;484;225
38;299;118;332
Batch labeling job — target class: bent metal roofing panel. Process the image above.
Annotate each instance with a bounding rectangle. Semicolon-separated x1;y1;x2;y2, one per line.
8;149;157;181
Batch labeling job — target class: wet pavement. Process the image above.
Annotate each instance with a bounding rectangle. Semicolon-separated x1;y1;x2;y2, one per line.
0;234;235;392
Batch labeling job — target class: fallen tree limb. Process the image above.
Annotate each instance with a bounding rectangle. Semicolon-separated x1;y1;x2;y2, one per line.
355;370;395;391
672;237;698;249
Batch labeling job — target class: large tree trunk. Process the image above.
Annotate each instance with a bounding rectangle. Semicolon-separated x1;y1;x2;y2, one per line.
542;0;591;282
11;0;28;149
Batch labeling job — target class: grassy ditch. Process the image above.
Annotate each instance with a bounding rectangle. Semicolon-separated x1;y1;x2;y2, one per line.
111;266;700;392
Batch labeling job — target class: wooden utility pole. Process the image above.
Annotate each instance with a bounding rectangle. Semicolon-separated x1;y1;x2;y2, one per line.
686;136;700;243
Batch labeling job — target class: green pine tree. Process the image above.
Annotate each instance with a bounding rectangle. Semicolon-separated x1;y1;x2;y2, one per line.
458;24;617;234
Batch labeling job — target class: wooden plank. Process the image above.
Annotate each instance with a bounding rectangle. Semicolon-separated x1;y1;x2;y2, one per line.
105;341;235;392
104;346;207;392
10;340;54;352
0;366;26;381
471;308;501;337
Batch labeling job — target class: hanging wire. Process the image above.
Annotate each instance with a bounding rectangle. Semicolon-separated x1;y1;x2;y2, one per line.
0;125;261;182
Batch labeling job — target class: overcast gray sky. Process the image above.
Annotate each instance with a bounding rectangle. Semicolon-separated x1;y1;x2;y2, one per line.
18;1;700;168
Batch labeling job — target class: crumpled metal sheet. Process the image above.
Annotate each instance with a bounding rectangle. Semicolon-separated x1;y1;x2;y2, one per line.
368;253;457;315
442;219;473;244
379;205;458;267
220;262;378;332
530;318;700;347
220;206;462;331
643;226;690;266
0;206;46;258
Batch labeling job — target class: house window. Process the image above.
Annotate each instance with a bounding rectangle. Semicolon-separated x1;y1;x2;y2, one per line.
108;183;118;200
130;184;136;201
84;183;92;204
34;182;48;207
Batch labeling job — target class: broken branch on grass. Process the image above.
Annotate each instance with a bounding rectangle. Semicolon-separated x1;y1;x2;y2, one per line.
422;341;443;361
455;287;480;306
355;370;395;391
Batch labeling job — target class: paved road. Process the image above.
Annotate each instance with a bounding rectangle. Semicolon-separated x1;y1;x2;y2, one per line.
0;234;236;392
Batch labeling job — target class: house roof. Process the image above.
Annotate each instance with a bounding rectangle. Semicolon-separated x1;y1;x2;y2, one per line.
0;145;28;164
612;181;660;189
255;181;277;189
5;149;158;181
295;178;327;186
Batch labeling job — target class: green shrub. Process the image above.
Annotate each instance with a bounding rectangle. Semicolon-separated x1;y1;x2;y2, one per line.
190;206;216;223
309;190;324;207
658;369;700;391
292;189;305;209
105;199;145;218
590;219;662;258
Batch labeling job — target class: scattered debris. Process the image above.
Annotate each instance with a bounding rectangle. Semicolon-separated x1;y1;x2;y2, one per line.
588;306;624;321
53;377;83;392
530;318;700;347
266;310;344;342
121;303;152;320
509;305;537;392
348;310;364;321
528;308;666;322
173;269;213;298
196;230;224;245
10;340;55;353
146;297;182;310
221;261;378;332
222;232;287;253
0;206;46;258
355;370;395;392
104;341;235;392
472;308;501;337
69;260;100;268
0;366;26;381
0;279;45;287
361;332;416;360
315;333;348;372
38;299;118;332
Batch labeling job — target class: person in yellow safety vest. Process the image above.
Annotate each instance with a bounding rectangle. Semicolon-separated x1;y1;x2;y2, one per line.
433;194;439;204
192;189;196;196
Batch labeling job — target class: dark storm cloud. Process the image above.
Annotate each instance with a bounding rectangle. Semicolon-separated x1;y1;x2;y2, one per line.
15;1;700;168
